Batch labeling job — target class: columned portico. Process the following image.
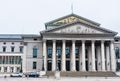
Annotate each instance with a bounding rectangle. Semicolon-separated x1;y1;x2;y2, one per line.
43;39;116;72
42;13;117;73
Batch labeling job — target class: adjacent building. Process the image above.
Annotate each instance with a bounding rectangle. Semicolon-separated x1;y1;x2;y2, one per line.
0;14;120;73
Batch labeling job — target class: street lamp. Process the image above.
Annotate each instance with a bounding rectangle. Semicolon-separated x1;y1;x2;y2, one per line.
42;56;45;71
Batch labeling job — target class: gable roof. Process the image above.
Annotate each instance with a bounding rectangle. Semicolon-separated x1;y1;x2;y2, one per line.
45;13;101;29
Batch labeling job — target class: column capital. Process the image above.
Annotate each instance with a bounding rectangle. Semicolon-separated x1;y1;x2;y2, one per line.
52;40;56;42
62;40;66;42
72;40;76;42
101;40;105;43
82;40;86;43
92;40;95;42
43;39;46;42
111;40;114;43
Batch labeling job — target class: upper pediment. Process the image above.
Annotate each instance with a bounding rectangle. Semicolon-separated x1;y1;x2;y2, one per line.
45;14;100;30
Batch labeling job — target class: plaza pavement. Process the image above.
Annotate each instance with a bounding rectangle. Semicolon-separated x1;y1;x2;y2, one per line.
0;72;120;81
0;76;120;81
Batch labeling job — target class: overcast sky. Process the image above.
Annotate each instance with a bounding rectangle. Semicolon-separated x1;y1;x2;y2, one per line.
0;0;120;35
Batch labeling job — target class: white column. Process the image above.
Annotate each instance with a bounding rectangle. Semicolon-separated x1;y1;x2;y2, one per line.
22;43;27;73
106;46;111;71
43;40;47;71
61;40;66;71
13;66;16;72
110;40;116;71
101;40;105;71
7;66;10;72
71;40;76;71
88;46;92;71
91;40;96;71
1;66;4;72
82;40;86;71
52;40;56;71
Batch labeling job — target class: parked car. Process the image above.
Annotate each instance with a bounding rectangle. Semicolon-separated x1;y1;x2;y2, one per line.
10;72;23;77
25;72;39;77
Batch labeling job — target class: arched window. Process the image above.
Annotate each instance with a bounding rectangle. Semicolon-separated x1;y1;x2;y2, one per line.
115;47;120;59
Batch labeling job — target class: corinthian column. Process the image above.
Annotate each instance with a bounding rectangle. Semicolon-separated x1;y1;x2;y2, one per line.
52;40;56;71
71;40;76;71
43;40;47;71
91;40;96;71
110;40;116;71
101;40;105;71
82;40;86;71
61;40;66;71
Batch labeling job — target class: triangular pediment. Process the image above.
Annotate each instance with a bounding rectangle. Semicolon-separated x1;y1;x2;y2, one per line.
45;14;100;30
43;22;117;35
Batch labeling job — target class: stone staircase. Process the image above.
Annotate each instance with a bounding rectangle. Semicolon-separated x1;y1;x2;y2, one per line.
46;71;118;77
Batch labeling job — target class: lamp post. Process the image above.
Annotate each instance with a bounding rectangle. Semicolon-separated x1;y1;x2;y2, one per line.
42;56;45;71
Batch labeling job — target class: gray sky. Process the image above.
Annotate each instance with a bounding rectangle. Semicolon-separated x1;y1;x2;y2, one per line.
0;0;120;35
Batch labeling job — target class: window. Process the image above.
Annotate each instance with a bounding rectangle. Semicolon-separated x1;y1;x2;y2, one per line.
3;42;6;45
47;47;52;58
33;47;37;58
11;47;14;52
66;47;70;54
66;47;70;58
75;47;79;58
19;46;23;53
33;62;37;69
34;38;37;41
3;47;6;52
75;47;79;54
115;47;120;59
57;47;61;58
11;42;14;45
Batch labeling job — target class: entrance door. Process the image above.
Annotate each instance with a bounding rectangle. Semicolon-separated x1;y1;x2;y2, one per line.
76;60;79;71
47;60;52;71
66;60;70;71
86;61;88;71
57;60;61;71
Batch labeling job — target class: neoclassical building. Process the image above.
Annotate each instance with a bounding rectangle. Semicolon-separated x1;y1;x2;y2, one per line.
0;14;120;73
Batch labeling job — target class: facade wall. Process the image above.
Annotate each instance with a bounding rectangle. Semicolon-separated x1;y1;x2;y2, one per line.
23;37;43;73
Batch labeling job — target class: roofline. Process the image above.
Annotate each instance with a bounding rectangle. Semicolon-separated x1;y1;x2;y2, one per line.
45;13;100;26
0;34;40;39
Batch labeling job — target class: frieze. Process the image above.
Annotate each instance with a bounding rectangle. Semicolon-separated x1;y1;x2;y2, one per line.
60;26;97;33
